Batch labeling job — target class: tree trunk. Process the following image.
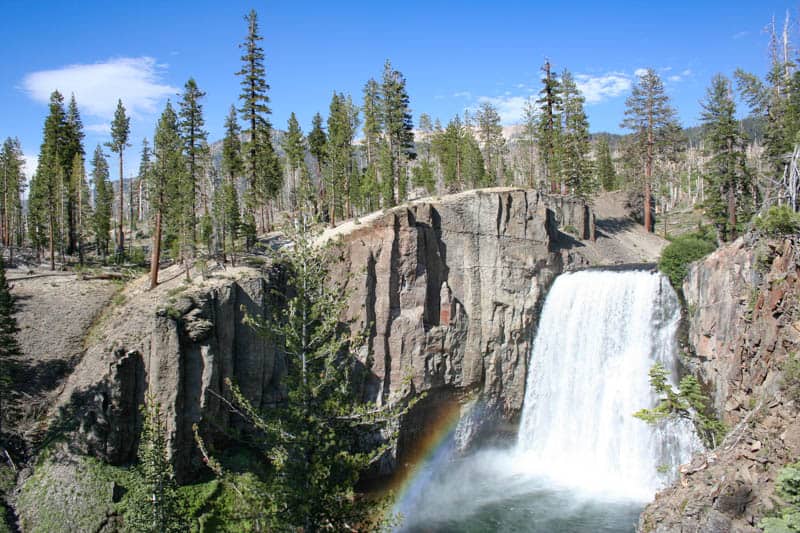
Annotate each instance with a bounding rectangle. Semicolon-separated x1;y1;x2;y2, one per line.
149;209;162;289
118;152;125;259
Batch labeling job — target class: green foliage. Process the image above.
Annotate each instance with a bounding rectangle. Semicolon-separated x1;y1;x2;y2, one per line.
536;60;563;190
178;77;209;246
658;228;717;288
760;461;800;532
125;395;186;532
782;354;800;403
198;227;411;531
754;205;800;237
91;145;113;259
595;135;617;190
0;255;21;443
236;9;282;219
560;69;594;195
634;363;726;447
700;74;753;241
475;102;506;186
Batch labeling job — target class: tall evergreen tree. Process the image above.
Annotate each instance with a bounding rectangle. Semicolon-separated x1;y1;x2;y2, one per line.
308;112;327;176
136;139;153;226
560;69;593;195
380;60;414;205
217;106;244;262
236;9;282;231
199;227;408;531
475;102;506;185
595;135;617;191
324;93;356;225
0;255;21;444
70;152;90;263
37;90;68;270
64;95;85;254
521;97;538;187
178;78;209;244
282;112;306;213
621;68;681;232
361;78;384;208
701;74;753;241
537;60;563;192
107;99;130;259
149;102;185;288
0;138;26;260
91;145;113;260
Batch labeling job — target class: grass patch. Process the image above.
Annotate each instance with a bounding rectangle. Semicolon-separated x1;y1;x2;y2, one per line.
753;205;800;237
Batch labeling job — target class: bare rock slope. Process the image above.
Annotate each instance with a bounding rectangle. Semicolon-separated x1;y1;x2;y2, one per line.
639;236;800;532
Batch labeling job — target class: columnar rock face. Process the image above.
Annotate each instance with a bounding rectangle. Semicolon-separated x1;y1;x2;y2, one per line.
639;236;800;533
327;188;592;450
50;268;286;480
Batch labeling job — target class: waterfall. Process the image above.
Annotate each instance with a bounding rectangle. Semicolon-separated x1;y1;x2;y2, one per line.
516;269;701;500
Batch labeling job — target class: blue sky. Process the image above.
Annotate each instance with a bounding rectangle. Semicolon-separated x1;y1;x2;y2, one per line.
0;0;796;179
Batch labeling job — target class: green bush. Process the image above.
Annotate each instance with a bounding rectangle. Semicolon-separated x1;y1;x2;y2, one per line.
754;205;800;237
659;229;717;289
760;461;800;532
783;354;800;403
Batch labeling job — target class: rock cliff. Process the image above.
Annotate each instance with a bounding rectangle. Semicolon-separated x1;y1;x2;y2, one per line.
639;235;800;532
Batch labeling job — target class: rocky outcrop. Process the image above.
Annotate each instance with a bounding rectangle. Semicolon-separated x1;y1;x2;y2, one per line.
639;236;800;532
326;188;593;453
44;266;286;481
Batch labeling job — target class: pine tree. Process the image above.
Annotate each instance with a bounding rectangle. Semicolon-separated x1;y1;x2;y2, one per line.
324;93;357;225
64;95;85;254
380;60;414;205
0;254;21;444
362;78;384;209
560;69;593;195
701;74;753;241
0;138;26;262
199;226;410;531
107;99;130;260
521;97;538;188
537;60;563;192
282;112;306;213
308;112;327;176
91;146;113;260
136;139;153;227
475;102;506;185
178;78;208;245
218;106;244;263
595;135;617;191
70;152;90;263
150;102;185;288
126;395;185;532
37;91;68;270
621;68;681;232
236;9;282;232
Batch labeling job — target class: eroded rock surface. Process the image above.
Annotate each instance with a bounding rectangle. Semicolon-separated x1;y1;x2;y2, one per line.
639;236;800;532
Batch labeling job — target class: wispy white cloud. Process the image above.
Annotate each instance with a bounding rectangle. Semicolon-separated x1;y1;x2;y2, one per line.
733;30;750;39
476;95;532;124
453;91;472;98
634;68;649;77
85;123;111;134
22;57;178;120
574;73;632;104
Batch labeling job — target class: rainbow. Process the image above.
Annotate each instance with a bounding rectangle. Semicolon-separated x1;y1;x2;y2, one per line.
384;396;480;527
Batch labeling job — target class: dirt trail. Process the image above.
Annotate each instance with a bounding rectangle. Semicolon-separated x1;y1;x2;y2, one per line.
576;191;669;265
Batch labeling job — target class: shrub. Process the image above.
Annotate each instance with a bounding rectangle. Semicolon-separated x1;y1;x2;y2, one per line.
659;229;717;289
760;461;800;532
754;205;800;237
783;354;800;403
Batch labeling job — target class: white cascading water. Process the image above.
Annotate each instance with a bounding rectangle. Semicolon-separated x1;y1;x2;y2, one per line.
515;269;702;501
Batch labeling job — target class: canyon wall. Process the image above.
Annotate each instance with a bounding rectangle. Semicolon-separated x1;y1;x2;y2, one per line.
640;235;800;532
